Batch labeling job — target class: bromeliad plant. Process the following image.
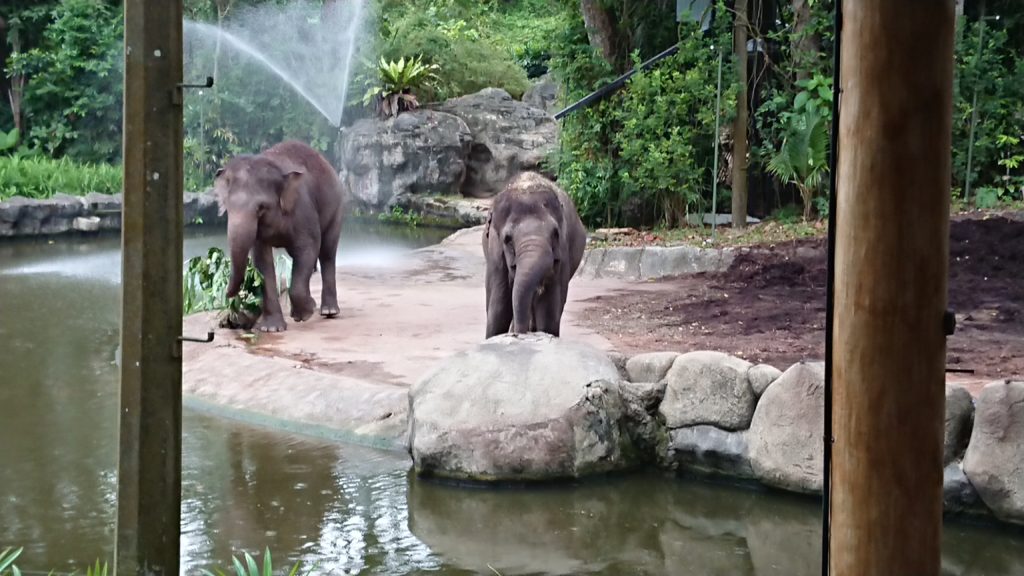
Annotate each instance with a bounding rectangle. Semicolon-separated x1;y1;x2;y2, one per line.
359;55;440;119
183;247;292;330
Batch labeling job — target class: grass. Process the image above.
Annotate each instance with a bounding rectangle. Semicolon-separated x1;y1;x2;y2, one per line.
0;155;122;200
0;547;305;576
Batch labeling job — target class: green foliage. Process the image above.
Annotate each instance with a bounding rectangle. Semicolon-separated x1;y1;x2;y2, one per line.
356;55;440;118
200;548;304;576
377;0;531;100
766;105;829;220
953;19;1024;203
0;128;18;153
7;0;123;163
377;205;421;227
553;7;736;227
0;154;121;200
0;547;23;576
183;247;292;330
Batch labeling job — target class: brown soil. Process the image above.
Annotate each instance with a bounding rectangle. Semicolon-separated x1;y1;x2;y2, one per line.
580;215;1024;380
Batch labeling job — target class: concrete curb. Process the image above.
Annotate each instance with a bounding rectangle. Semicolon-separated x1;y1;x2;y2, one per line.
576;244;737;280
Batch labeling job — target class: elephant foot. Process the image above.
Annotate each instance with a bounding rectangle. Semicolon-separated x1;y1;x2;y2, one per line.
290;297;316;322
320;303;340;318
255;315;287;332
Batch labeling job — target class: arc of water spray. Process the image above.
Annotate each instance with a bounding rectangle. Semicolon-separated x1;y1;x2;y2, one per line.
184;20;337;125
337;0;365;127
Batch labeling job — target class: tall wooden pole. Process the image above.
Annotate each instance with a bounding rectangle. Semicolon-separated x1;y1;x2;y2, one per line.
830;1;955;575
116;1;184;574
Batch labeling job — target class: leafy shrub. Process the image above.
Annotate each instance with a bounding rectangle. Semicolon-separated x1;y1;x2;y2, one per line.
0;154;121;200
766;82;831;220
553;11;736;227
183;247;292;330
377;0;530;100
7;0;124;163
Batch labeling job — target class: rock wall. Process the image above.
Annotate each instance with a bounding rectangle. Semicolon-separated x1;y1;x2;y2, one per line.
410;336;1023;525
0;191;223;238
338;88;559;211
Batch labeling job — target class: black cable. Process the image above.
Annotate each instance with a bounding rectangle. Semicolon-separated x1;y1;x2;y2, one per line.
822;0;843;574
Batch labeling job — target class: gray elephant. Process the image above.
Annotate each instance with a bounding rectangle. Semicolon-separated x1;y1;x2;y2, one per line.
215;140;346;332
483;172;587;338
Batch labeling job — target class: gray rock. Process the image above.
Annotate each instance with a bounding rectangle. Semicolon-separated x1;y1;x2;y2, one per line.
619;380;666;458
748;363;782;397
523;73;559;114
73;216;101;232
339;109;472;210
748;362;824;494
658;351;756;431
606;350;631;380
393;195;490;228
434;88;558;198
943;462;982;515
945;385;974;466
664;425;754;479
963;380;1024;523
639;245;736;279
0;196;29;223
408;333;637;481
626;352;680;383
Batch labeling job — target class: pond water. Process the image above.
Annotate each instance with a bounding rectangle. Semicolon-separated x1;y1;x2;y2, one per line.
1;223;1024;575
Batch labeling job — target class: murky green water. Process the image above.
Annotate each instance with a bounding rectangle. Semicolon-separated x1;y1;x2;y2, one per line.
1;223;1023;575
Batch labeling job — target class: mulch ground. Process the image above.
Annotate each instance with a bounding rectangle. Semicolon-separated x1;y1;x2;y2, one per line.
580;214;1024;380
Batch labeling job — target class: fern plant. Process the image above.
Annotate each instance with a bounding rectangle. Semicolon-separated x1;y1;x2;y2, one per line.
767;106;830;221
359;55;440;119
201;548;304;576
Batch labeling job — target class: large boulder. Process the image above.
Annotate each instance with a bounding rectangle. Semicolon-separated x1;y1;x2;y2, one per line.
626;351;680;383
408;333;638;481
748;364;782;398
944;384;974;466
963;380;1024;523
523;73;560;114
658;351;756;431
662;425;754;479
433;88;558;198
748;362;824;494
338;109;472;210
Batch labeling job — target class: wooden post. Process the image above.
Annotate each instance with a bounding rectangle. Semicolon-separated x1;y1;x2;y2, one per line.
116;1;184;574
830;1;955;575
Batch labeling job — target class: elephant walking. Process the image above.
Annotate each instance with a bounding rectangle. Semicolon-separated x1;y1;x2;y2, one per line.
214;140;346;332
483;172;587;338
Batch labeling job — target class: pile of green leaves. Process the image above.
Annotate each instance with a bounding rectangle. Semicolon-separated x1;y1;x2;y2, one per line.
183;247;292;330
0;154;121;200
552;9;736;227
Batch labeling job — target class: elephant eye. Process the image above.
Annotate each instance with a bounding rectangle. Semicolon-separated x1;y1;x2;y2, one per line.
503;233;512;245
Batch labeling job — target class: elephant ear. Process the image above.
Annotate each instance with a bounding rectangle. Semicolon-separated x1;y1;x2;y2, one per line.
213;168;228;216
279;169;304;214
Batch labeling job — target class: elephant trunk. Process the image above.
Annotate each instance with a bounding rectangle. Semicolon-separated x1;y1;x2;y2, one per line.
225;216;257;298
511;247;554;334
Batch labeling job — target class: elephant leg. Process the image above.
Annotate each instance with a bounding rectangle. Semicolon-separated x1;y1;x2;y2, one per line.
318;215;341;317
484;267;513;338
252;243;287;332
288;248;318;323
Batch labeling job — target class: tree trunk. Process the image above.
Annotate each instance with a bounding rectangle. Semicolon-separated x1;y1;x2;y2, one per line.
792;0;821;82
731;0;750;228
580;0;618;69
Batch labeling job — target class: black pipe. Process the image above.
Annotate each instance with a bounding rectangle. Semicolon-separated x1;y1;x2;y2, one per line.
553;44;680;120
822;1;843;574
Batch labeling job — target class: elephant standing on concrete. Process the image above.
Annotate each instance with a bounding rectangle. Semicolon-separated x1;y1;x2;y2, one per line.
215;140;346;332
483;172;587;338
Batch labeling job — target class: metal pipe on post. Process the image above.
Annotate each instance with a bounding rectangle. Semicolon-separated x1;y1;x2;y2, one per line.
829;1;955;574
116;1;185;574
710;48;723;240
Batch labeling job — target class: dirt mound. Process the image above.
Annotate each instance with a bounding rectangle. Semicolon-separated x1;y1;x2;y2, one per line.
580;216;1024;380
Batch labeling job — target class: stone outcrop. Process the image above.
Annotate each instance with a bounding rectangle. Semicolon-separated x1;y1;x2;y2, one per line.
659;351;756;431
338;109;472;210
625;352;680;384
523;73;560;114
433;88;558;198
748;364;782;398
408;333;638;481
0;191;222;237
963;380;1024;523
748;362;824;494
663;425;754;479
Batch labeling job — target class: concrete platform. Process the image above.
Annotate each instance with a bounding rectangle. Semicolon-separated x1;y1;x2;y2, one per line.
182;226;647;449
